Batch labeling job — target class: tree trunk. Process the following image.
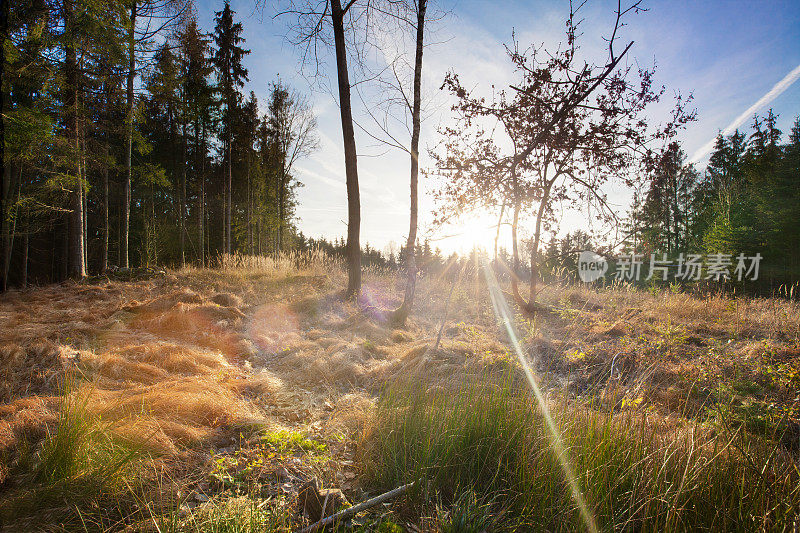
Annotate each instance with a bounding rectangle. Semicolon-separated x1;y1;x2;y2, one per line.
197;118;205;266
81;121;88;271
494;200;506;262
21;213;28;288
331;0;361;298
508;159;526;310
277;166;284;253
180;120;186;267
511;178;553;316
65;0;85;278
246;146;251;254
122;1;136;269
2;171;19;288
226;135;232;254
102;151;109;272
394;0;426;324
61;216;68;280
0;164;8;291
0;0;6;292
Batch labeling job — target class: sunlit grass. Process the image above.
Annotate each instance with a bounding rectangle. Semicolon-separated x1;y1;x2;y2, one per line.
365;374;800;531
0;378;144;529
1;254;799;531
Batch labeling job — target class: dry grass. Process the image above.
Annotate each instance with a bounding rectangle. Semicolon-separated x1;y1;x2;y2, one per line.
0;254;798;530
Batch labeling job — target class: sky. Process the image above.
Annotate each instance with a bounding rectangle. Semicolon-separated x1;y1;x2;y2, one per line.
193;0;800;255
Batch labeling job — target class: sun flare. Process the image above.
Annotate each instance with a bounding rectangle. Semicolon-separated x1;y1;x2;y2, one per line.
443;213;504;253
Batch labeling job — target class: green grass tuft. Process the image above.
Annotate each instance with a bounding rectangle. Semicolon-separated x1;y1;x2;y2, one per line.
0;379;144;529
365;373;800;531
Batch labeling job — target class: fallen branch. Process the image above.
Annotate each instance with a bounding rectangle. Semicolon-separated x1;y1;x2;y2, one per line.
296;482;414;533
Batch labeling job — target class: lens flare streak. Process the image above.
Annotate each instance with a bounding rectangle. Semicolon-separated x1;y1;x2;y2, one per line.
481;259;599;533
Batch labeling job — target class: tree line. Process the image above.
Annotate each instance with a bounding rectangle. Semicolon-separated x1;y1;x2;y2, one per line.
1;0;317;290
628;111;800;289
525;112;800;293
4;0;794;315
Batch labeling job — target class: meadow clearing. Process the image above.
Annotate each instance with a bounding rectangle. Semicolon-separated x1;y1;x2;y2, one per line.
0;253;798;531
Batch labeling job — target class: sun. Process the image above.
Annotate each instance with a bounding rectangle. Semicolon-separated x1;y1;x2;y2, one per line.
444;212;503;254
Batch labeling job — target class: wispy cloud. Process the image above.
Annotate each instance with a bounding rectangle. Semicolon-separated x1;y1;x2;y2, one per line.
689;63;800;164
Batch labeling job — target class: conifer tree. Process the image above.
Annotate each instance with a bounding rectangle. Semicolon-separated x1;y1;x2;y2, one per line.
211;0;249;254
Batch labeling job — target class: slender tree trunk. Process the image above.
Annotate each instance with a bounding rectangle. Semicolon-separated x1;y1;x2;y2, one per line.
226;134;232;254
494;200;506;262
61;216;68;280
101;82;111;273
180;120;186;267
508;159;526;308
196;118;205;266
531;180;555;302
277;166;284;252
2;172;19;288
21;213;28;288
122;1;136;269
102;150;109;272
81;121;88;271
167;100;180;267
201;127;207;265
246;148;251;254
331;0;361;297
65;0;85;278
511;198;520;273
394;0;426;324
0;164;7;292
0;0;6;292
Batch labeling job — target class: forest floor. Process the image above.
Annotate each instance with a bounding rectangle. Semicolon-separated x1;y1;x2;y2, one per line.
1;254;799;531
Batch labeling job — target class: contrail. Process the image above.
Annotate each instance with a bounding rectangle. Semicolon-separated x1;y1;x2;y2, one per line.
689;63;800;164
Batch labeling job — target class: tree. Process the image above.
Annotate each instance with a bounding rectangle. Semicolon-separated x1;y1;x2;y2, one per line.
177;14;214;265
0;0;7;290
277;0;382;297
212;0;249;255
434;1;694;314
264;81;318;252
393;0;429;324
121;0;185;269
640;141;699;254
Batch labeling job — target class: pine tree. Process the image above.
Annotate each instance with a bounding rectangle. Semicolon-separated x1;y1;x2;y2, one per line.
211;0;249;255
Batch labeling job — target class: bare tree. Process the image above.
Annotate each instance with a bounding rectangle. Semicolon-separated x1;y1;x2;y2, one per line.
265;81;319;251
394;0;427;324
348;0;441;323
274;0;379;297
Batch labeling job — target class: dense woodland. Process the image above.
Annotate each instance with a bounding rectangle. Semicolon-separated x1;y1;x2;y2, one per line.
537;114;800;291
1;0;318;289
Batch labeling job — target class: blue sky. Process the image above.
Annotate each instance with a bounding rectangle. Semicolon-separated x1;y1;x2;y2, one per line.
193;0;800;254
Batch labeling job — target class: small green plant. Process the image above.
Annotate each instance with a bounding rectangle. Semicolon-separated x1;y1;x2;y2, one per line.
261;429;327;454
362;339;376;352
